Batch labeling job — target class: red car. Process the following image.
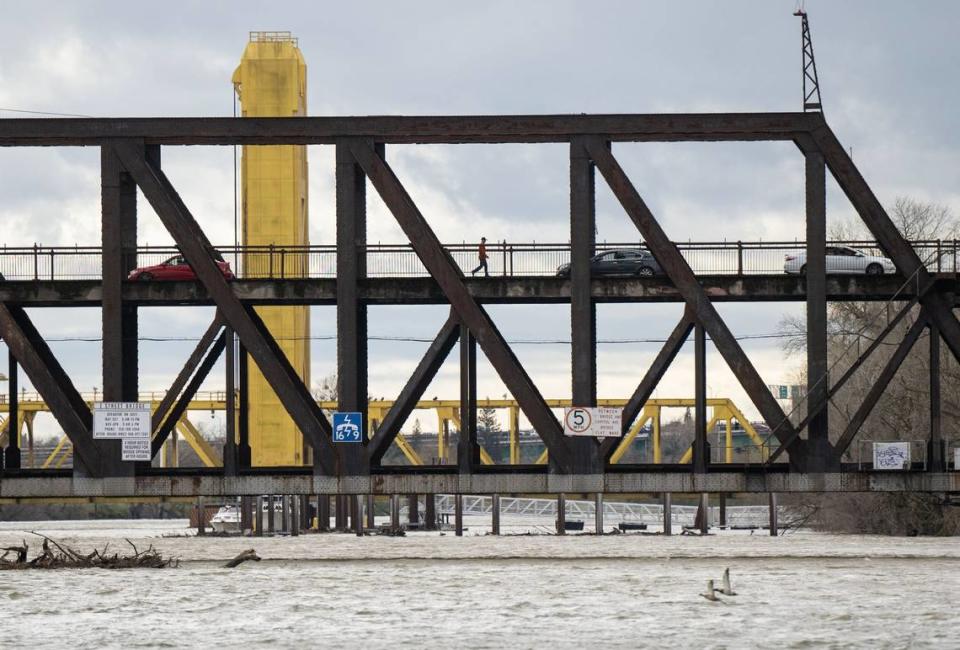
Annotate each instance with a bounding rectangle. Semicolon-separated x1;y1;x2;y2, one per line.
128;254;234;281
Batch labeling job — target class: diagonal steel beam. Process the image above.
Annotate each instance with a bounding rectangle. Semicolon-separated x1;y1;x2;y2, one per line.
766;295;924;464
0;304;99;474
834;313;928;457
152;331;226;457
369;311;460;464
348;141;576;471
151;315;224;433
585;140;806;460
111;140;337;474
810;125;960;366
600;310;694;460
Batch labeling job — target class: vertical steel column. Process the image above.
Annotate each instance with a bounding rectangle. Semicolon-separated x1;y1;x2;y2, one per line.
237;343;251;468
806;151;831;471
569;137;600;474
693;323;709;473
408;494;420;526
458;324;478;472
254;496;263;536
769;493;779;536
454;494;464;536
594;493;604;535
424;494;437;531
267;495;276;534
4;351;19;469
928;323;944;471
100;145;141;477
662;492;672;535
224;327;237;476
336;141;370;477
719;493;727;528
491;493;501;535
281;495;290;534
335;495;347;531
557;493;566;535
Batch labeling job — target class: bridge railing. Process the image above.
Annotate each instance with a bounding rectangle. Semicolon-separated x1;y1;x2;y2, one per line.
0;239;956;281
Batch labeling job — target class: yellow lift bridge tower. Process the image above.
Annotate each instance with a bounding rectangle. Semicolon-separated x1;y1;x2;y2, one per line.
232;32;310;466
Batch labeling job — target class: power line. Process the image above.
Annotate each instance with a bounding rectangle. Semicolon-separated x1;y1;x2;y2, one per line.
0;107;93;118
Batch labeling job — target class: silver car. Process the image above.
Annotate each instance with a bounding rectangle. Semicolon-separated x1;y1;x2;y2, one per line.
784;246;896;275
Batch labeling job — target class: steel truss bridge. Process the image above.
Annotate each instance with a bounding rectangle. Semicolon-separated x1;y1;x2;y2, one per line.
0;112;958;501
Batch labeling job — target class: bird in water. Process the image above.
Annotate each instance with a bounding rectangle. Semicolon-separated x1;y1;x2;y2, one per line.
701;579;721;602
718;567;737;596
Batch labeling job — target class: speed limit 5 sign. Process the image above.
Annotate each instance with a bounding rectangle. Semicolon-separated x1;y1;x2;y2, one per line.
563;407;622;438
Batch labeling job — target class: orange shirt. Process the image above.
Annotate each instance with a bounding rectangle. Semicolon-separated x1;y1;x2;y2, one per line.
479;242;487;260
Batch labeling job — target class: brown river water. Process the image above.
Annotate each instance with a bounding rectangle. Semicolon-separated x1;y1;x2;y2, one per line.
1;519;957;648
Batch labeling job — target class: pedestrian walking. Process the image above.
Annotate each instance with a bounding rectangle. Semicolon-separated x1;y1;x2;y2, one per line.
470;236;489;277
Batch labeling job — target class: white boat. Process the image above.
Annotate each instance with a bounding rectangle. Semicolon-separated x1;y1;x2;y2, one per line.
210;504;241;533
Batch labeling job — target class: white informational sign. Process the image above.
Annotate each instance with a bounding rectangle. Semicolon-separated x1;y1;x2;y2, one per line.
563;407;622;438
93;402;151;440
873;442;911;470
121;438;152;462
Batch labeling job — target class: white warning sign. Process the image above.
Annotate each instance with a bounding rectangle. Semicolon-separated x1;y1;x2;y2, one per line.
563;407;622;438
93;402;151;440
121;438;152;462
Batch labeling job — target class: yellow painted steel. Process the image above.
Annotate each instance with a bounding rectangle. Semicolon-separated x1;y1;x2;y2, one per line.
176;419;223;468
233;31;310;466
13;395;763;468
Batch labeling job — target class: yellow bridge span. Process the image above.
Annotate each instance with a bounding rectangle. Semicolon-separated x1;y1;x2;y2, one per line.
0;394;765;469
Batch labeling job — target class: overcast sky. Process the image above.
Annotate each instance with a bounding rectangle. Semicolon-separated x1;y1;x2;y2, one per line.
1;1;958;438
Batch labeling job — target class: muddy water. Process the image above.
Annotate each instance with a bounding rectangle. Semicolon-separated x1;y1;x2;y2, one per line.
1;520;957;648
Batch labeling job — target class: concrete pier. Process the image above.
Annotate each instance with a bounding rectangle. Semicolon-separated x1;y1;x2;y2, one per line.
255;496;263;536
719;493;727;527
353;494;363;536
366;494;376;528
318;495;330;531
267;495;276;534
196;496;206;536
699;493;709;534
390;494;400;529
491;493;501;535
291;497;299;536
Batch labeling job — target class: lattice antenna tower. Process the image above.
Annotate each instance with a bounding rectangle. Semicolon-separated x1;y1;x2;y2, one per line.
794;8;823;112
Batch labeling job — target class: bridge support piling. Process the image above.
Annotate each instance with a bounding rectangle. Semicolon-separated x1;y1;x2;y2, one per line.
318;495;330;531
281;495;290;534
255;496;263;536
492;493;501;535
291;497;300;536
454;494;464;537
334;495;346;531
267;495;276;534
594;493;604;534
391;494;400;529
425;494;437;531
769;493;779;536
408;494;419;526
196;497;206;536
557;493;566;535
698;493;709;534
353;494;363;537
367;494;376;528
719;493;727;528
662;493;672;535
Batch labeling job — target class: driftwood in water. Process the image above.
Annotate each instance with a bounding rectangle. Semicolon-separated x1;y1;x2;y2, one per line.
223;549;260;568
0;533;178;570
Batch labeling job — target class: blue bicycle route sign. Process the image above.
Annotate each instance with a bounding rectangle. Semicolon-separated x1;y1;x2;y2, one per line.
332;412;363;443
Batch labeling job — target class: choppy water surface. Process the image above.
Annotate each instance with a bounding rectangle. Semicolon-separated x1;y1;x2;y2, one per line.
1;519;957;649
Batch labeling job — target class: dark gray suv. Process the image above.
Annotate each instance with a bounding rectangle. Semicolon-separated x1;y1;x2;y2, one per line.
557;249;662;278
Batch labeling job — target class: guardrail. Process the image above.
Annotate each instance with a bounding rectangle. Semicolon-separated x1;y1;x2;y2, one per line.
0;240;957;281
